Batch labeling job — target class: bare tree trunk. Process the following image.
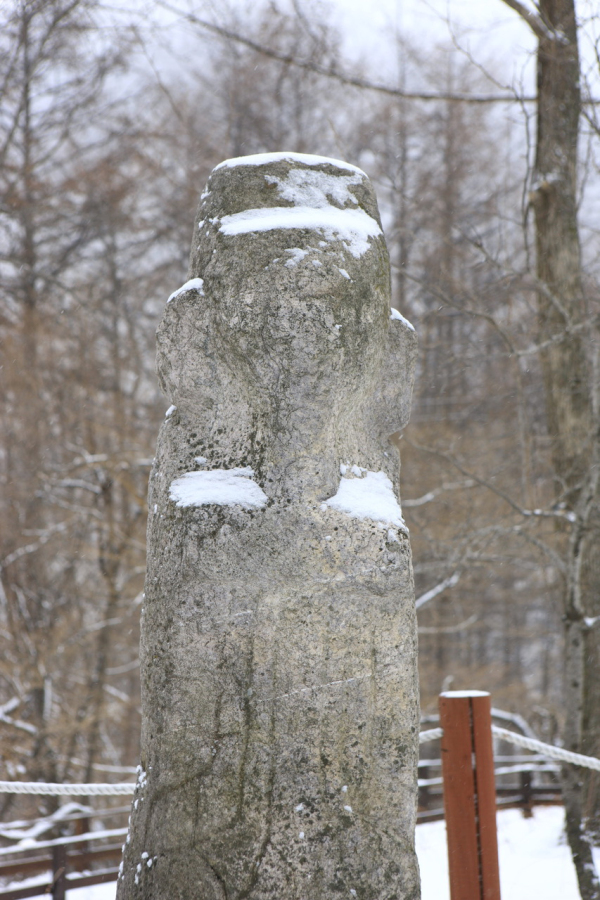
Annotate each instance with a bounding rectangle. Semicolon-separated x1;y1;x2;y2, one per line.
502;0;600;895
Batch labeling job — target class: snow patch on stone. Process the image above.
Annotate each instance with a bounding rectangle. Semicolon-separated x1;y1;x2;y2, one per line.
284;247;309;267
169;468;268;510
390;306;415;331
219;206;381;259
325;468;406;529
265;167;361;209
213;151;366;176
167;278;205;304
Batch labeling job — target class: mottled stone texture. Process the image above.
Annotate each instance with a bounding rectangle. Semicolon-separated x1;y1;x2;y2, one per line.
117;152;420;900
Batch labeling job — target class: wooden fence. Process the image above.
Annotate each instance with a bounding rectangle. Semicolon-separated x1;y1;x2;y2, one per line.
0;843;122;899
418;699;561;822
0;808;128;900
0;695;566;899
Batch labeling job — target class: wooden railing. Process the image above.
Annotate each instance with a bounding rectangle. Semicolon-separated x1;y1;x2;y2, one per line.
418;753;561;821
0;811;128;900
0;701;569;898
0;843;122;900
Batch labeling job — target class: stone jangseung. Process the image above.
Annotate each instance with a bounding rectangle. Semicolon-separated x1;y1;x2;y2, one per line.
118;152;419;900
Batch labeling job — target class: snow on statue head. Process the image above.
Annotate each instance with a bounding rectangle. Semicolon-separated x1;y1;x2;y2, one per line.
117;153;420;900
156;151;417;503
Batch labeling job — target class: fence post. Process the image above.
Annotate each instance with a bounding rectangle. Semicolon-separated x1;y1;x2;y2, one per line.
418;763;430;813
520;770;533;818
74;814;90;871
439;690;501;900
51;843;67;900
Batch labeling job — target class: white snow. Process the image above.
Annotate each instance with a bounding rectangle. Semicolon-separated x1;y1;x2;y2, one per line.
167;278;205;304
325;468;406;529
390;307;416;331
284;247;309;267
0;877;112;900
169;467;268;510
219;206;381;259
213;151;366;176
265;168;361;208
6;807;600;900
440;689;490;698
165;405;176;418
338;267;351;279
0;802;88;842
0;828;128;857
418;806;600;900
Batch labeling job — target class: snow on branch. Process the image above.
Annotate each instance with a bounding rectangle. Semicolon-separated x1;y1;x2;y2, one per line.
2;520;70;567
418;613;478;634
415;571;461;610
403;480;476;508
500;0;570;44
0;693;36;737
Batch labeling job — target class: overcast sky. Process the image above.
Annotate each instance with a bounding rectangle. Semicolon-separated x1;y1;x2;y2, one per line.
129;0;599;102
326;0;598;94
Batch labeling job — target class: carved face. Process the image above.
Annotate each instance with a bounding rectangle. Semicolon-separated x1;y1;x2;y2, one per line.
156;154;412;498
186;156;391;416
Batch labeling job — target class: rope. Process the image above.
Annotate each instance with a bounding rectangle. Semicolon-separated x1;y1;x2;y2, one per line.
419;724;600;771
1;725;598;796
0;781;135;796
491;726;600;771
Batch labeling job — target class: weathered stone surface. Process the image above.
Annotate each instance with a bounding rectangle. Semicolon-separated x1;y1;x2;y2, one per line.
117;151;420;900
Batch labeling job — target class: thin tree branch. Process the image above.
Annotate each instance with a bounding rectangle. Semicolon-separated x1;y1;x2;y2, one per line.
418;613;478;634
156;0;599;105
404;437;576;524
499;0;556;41
156;0;537;104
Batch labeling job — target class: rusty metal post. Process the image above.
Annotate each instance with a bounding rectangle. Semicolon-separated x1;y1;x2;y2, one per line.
439;690;501;900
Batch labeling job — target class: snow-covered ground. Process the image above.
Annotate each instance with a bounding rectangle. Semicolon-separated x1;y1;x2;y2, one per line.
4;806;598;899
418;806;600;900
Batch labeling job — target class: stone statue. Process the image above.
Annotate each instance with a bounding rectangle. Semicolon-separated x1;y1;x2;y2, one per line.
117;151;420;900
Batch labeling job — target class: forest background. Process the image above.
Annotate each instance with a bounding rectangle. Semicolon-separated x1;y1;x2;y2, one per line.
2;0;600;893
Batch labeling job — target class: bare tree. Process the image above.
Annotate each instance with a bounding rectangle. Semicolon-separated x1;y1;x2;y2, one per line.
494;1;600;895
0;0;164;810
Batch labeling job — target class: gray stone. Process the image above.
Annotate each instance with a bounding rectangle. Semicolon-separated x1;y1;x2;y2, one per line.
117;151;420;900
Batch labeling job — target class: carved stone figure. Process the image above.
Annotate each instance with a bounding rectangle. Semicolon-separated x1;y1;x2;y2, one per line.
117;151;419;900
